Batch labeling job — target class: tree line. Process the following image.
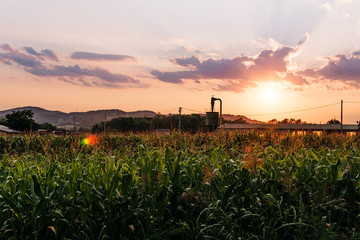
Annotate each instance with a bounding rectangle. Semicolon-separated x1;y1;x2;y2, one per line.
92;114;207;133
91;114;253;133
1;110;342;133
267;118;307;124
0;110;57;132
267;118;341;124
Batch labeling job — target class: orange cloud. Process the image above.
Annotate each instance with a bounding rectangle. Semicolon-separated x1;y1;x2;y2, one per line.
151;38;308;92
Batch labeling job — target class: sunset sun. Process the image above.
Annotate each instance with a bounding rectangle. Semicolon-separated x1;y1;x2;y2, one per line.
262;88;277;102
259;84;279;103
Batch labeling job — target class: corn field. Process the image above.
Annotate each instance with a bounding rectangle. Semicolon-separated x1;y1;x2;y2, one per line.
0;131;360;239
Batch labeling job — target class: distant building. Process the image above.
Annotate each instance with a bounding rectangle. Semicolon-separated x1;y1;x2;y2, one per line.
217;123;359;133
37;129;48;135
155;129;171;134
52;130;65;135
0;125;21;134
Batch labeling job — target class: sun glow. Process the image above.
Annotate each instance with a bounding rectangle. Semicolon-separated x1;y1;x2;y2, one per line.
260;86;279;103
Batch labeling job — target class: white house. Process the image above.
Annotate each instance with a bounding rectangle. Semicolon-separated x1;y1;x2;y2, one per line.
0;125;21;134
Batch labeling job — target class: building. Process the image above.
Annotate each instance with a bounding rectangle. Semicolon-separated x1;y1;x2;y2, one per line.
217;123;359;133
0;125;21;134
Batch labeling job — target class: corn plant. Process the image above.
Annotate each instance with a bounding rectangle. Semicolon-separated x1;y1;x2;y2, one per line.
0;132;360;239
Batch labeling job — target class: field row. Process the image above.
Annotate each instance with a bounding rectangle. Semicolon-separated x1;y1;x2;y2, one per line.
1;132;360;239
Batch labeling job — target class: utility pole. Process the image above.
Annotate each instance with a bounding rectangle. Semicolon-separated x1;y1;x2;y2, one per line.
178;107;182;131
341;100;343;134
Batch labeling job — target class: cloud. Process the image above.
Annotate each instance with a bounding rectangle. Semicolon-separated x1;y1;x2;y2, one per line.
284;73;309;85
297;33;310;46
24;47;40;56
0;51;41;68
0;44;145;89
151;38;308;92
215;80;257;92
310;54;360;80
182;45;201;54
320;2;332;11
0;44;46;67
28;64;127;80
70;51;137;62
300;52;360;87
172;55;201;67
24;47;59;61
151;70;198;84
41;49;59;61
26;64;141;88
0;44;13;51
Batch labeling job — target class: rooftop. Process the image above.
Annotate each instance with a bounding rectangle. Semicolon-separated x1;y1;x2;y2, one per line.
218;123;359;132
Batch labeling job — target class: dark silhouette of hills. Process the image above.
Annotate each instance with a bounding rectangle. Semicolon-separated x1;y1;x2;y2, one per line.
221;114;265;124
0;106;264;129
0;106;156;129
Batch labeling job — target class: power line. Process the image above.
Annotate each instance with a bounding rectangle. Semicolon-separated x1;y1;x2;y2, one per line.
158;107;203;114
244;102;340;117
182;108;203;113
160;100;351;117
159;108;179;114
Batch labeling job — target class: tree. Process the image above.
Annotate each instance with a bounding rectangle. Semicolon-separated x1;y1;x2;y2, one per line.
268;119;278;124
92;114;207;133
4;110;36;131
327;119;340;124
295;119;302;124
289;118;296;124
279;118;289;124
38;122;57;132
268;118;307;124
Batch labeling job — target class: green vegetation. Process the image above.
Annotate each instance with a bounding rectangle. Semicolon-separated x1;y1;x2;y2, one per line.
327;119;341;124
1;110;57;132
92;114;250;133
92;114;206;133
0;132;360;239
267;118;307;124
267;118;342;125
1;110;36;131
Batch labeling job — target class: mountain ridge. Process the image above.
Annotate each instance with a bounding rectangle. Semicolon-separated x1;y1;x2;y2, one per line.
221;114;265;124
0;106;156;129
0;106;265;129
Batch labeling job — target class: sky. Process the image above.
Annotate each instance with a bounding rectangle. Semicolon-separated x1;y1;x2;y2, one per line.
1;0;360;123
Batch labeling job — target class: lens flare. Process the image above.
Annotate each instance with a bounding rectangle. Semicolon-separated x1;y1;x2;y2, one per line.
82;135;99;146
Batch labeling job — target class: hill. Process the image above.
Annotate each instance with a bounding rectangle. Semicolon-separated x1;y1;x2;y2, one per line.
0;107;156;129
0;107;265;129
222;114;265;124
